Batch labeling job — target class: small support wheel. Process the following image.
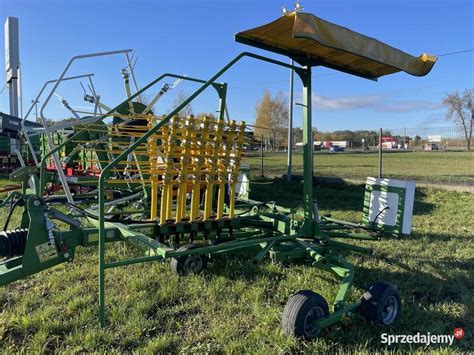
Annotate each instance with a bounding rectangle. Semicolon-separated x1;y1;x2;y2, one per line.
170;244;208;275
359;281;401;326
281;290;329;339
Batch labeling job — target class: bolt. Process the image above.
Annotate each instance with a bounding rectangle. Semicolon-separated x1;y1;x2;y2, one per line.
33;199;41;207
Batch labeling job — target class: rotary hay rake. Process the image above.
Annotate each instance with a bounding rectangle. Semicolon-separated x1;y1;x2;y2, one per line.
0;10;436;339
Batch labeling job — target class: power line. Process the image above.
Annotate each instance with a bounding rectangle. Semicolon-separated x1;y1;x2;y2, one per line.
436;49;474;57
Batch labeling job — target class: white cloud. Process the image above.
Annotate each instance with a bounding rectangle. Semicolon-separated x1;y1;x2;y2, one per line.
382;100;442;112
313;94;382;110
312;94;442;113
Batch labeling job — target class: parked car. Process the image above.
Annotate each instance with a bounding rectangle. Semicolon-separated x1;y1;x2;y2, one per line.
329;146;345;153
424;143;439;151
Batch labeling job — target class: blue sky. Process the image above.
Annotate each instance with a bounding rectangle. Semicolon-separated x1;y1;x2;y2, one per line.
0;0;472;131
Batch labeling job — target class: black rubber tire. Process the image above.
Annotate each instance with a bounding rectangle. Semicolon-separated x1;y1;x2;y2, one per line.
359;281;401;326
281;290;329;339
170;243;208;276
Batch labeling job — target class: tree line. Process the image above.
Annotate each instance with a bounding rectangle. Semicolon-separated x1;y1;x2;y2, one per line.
171;87;473;151
252;88;472;151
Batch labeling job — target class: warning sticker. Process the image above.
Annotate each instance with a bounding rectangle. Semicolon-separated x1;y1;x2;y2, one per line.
35;242;58;263
88;230;115;243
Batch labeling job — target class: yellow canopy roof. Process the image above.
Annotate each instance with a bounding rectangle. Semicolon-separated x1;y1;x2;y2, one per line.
235;12;437;80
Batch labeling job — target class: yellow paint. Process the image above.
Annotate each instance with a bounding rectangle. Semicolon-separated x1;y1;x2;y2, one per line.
148;114;158;220
72;112;246;224
190;182;201;220
203;183;213;219
216;182;225;218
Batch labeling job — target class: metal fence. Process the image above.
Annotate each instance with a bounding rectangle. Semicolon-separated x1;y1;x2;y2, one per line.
243;126;474;185
0;125;471;186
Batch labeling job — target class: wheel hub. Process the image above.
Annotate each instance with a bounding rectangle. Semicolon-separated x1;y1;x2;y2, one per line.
382;295;398;324
304;306;325;337
184;256;202;273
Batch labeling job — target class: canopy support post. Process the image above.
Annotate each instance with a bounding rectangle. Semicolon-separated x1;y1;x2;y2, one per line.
302;66;314;235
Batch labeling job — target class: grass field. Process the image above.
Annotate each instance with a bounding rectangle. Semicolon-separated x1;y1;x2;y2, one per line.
243;150;474;184
0;178;473;352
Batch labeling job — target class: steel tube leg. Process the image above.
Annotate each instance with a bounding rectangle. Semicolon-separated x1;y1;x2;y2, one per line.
98;175;106;326
216;182;225;218
302;66;314;235
190;180;201;220
204;183;214;219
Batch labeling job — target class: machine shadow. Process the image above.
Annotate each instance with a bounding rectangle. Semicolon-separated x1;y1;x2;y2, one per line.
204;229;472;350
399;230;473;242
250;175;365;211
352;250;473;305
330;245;473;349
205;252;287;281
249;176;435;215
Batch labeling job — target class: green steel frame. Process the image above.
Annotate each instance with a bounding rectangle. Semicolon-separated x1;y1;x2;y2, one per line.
36;73;228;195
0;51;390;335
88;51;366;327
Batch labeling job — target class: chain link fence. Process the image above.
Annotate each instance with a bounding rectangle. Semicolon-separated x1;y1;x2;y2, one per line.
0;125;471;186
243;126;474;185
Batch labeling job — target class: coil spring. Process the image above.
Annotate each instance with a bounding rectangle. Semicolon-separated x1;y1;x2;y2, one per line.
0;228;28;258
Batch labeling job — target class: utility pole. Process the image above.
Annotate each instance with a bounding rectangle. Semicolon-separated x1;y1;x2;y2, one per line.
4;17;20;153
378;128;383;178
260;134;264;177
287;59;294;182
32;99;40;121
403;127;407;149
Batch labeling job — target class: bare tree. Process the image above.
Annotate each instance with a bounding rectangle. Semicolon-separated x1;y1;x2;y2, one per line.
172;90;193;117
254;90;288;150
140;93;156;114
195;112;216;120
443;88;473;151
